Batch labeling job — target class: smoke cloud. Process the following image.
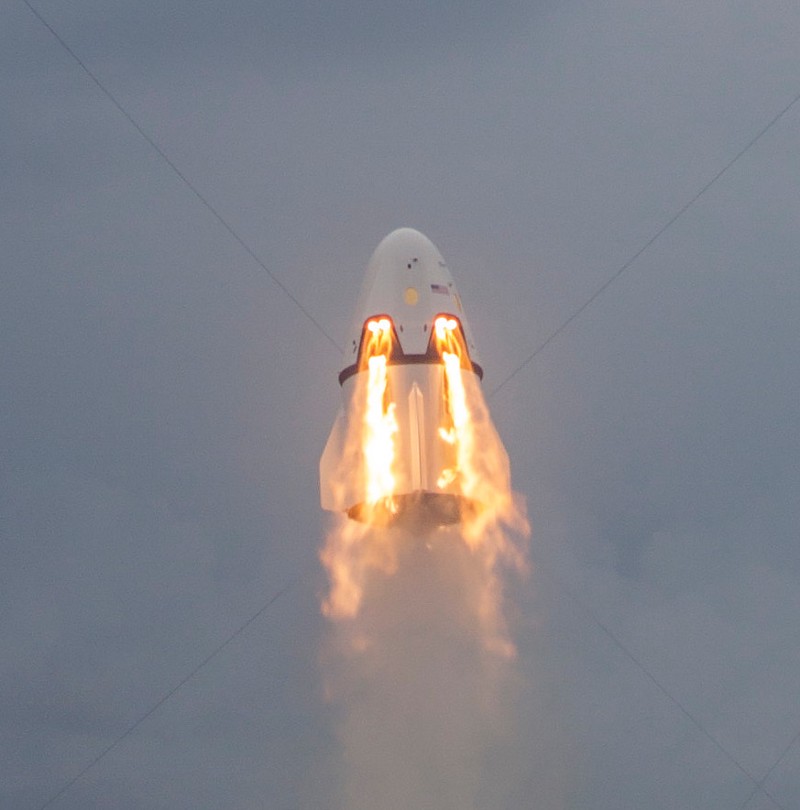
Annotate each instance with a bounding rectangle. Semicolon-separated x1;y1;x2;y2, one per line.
321;522;526;810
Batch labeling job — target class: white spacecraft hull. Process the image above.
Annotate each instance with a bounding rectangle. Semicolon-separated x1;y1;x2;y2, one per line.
320;228;501;528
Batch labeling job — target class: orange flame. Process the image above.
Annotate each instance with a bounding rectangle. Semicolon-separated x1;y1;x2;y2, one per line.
321;319;400;617
362;319;399;513
432;316;529;656
322;314;529;643
433;316;527;539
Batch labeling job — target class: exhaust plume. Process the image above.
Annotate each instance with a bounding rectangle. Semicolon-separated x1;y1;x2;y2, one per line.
318;229;530;807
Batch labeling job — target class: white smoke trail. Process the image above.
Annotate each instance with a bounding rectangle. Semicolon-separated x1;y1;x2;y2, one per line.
321;522;525;810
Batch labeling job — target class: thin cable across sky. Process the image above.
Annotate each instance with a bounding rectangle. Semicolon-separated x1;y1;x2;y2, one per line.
487;87;800;399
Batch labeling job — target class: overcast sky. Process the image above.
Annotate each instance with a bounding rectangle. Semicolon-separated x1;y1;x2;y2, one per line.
2;1;800;808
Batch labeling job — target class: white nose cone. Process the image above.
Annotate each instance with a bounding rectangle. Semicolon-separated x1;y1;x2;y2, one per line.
342;228;481;371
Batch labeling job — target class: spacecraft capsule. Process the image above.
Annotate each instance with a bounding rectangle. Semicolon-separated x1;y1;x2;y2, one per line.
320;228;499;528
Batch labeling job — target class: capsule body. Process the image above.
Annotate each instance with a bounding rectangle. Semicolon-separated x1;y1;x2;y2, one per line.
320;228;493;528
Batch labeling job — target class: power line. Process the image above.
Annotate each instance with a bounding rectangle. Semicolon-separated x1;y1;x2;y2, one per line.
21;0;342;355
736;727;800;810
488;88;800;399
35;580;297;810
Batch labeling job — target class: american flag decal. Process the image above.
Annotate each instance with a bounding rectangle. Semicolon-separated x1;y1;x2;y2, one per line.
431;283;449;295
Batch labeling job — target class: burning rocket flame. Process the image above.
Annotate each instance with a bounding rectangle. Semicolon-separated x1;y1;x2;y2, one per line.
433;316;528;550
362;319;399;512
433;316;529;657
434;317;476;498
322;313;528;639
320;318;402;618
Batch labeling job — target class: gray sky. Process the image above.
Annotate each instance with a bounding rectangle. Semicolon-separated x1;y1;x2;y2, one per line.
3;1;800;807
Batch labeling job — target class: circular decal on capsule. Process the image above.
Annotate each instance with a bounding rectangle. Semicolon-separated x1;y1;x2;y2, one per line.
404;287;419;305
